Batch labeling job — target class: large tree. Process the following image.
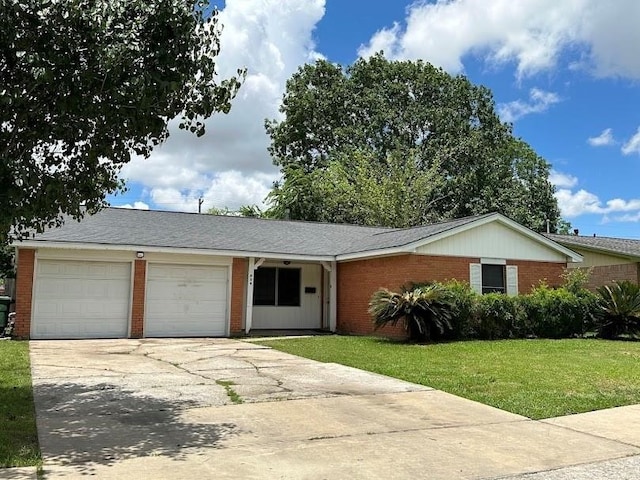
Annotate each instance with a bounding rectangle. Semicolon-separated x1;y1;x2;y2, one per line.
265;54;561;231
268;149;449;227
1;0;244;242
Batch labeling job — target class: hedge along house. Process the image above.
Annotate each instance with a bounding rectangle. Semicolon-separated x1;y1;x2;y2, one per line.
12;208;582;340
546;233;640;290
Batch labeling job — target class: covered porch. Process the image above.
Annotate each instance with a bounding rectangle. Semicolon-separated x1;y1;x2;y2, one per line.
243;257;337;334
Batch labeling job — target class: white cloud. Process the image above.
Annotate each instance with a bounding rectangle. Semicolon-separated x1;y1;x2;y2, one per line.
148;171;279;213
119;0;325;210
498;88;561;123
549;171;578;189
555;188;640;218
551;170;640;219
555;188;602;217
115;202;150;210
621;127;640;156
612;212;640;223
358;0;640;80
587;128;615;147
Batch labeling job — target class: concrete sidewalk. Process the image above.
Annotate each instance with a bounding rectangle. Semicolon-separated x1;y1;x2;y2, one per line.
6;338;640;479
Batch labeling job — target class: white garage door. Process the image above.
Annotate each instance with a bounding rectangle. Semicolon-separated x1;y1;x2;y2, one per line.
32;260;131;339
145;264;228;337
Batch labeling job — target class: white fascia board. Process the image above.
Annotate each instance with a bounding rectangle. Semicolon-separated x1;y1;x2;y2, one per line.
336;246;413;262
336;213;583;263
15;241;335;262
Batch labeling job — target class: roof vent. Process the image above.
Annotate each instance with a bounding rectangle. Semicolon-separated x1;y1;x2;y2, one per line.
573;229;579;236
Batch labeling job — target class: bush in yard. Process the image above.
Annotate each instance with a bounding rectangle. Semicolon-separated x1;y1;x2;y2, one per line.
471;293;523;339
369;284;454;341
436;280;477;339
520;284;596;338
561;267;593;295
594;281;640;339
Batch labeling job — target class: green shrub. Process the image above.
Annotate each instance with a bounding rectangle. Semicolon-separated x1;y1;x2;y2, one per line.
437;280;477;339
560;267;593;295
368;284;454;341
520;284;595;338
471;293;523;340
594;281;640;339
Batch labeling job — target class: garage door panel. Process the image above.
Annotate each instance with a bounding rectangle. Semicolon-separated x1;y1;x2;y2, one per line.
33;260;131;339
145;264;228;337
146;299;226;317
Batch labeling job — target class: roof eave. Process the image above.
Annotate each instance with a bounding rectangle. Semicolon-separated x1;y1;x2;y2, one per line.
337;213;583;263
15;240;335;262
553;241;640;262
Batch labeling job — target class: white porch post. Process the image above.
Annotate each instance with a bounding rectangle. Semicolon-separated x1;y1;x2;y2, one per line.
329;261;337;332
245;257;255;334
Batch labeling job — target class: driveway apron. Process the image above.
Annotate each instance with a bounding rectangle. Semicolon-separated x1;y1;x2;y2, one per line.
26;338;640;479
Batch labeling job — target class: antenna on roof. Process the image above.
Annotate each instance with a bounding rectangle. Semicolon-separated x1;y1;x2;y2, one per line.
198;197;204;214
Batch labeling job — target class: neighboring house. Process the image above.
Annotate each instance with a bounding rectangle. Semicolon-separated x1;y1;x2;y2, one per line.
12;209;581;340
546;234;640;290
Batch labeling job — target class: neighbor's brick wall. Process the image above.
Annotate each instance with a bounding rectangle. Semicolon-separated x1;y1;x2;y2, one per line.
130;259;147;338
337;255;567;337
337;254;476;337
574;263;640;290
14;248;36;338
507;260;565;292
230;258;247;335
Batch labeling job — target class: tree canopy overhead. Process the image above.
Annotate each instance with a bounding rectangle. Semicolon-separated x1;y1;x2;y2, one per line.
265;54;561;232
1;0;245;241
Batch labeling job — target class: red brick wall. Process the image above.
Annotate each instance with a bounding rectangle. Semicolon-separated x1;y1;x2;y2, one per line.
507;260;565;292
230;258;246;335
575;264;639;290
14;248;35;338
130;259;146;338
337;254;477;337
337;254;567;337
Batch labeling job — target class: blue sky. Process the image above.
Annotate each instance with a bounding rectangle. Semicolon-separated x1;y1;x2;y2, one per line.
113;0;640;238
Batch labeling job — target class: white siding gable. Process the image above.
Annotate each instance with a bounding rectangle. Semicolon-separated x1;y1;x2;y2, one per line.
416;221;566;262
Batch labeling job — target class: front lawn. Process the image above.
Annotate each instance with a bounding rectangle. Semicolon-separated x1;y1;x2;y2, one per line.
256;336;640;419
0;341;40;467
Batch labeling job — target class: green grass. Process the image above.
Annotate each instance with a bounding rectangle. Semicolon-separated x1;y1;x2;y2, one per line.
0;341;40;467
256;336;640;419
216;379;244;404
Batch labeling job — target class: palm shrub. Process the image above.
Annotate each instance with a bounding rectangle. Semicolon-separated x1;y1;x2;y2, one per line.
594;281;640;339
368;284;454;341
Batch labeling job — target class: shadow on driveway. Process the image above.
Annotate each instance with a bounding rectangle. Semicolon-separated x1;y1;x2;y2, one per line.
34;381;238;476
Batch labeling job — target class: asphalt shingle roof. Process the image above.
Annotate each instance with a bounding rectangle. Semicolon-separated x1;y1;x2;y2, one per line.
24;208;489;257
545;233;640;259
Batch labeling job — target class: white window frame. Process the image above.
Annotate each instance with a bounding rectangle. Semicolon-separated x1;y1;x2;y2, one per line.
470;260;518;296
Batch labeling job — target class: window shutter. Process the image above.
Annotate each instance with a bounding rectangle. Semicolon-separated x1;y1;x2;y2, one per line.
506;265;518;296
469;263;482;294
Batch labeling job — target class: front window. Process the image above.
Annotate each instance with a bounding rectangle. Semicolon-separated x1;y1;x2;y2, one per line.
482;264;505;294
253;267;301;306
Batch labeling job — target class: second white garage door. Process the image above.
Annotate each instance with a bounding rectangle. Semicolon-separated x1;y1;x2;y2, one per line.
145;264;229;337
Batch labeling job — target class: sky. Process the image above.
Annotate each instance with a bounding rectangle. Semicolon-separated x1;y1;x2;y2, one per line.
112;0;640;238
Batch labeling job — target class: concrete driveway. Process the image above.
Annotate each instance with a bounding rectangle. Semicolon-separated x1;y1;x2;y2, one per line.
16;338;640;479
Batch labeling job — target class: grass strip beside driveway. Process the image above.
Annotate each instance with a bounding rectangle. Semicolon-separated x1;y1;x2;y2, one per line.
0;340;40;467
256;336;640;420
